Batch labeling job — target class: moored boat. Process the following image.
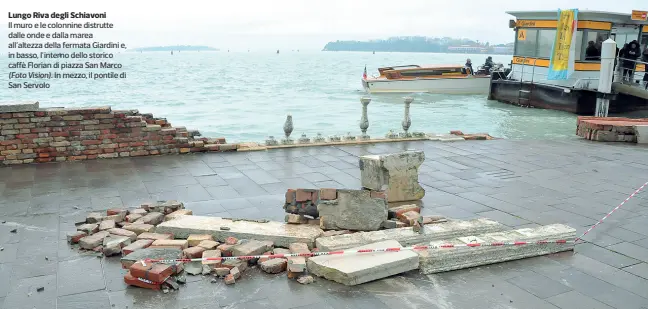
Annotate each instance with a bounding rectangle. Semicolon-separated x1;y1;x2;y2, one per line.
362;64;492;94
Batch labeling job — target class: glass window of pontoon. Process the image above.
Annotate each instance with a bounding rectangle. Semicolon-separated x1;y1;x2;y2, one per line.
574;31;583;61
582;30;609;61
536;29;556;58
515;29;538;57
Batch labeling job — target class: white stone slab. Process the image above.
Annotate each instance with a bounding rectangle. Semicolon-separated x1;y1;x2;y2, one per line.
359;151;425;202
634;125;648;144
154;215;323;249
418;224;575;274
316;218;505;251
307;240;419;286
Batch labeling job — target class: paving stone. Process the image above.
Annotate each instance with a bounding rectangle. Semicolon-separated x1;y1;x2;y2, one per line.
136;232;173;241
576;243;641;268
315;218;505;251
622;262;648;279
187;234;213;247
418;224;576;274
58;256;105;296
121;239;154;255
107;228;138;242
546;290;614;309
606;242;648;262
122;223;155;235
307;240;419;286
79;231;110;250
317;189;388;231
507;271;573;298
359;151;425;202
155;215;323;248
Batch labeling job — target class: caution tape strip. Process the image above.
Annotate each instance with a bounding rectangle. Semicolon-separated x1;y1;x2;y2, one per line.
141;239;574;265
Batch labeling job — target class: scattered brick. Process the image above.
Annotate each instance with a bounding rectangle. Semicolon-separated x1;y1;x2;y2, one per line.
215;267;230;277
150;239;188;250
224;237;238;245
222;259;247;272
107;228;138;242
230;267;241;280
398;211;421;226
297;275;314;285
107;209;128;217
77;223;99;235
98;220;115;231
260;258;288;274
295;189;312;202
217;244;235;257
388;204;421;219
124;272;163;290
103;235;132;256
122;223;155;235
138;212;164;225
422;215;446;224
183;246;206;259
79;231;110;250
202;250;223;270
66;231;87;244
137;232;173;241
197;240;220;250
224;274;235;285
231;240;272;257
285;214;308;224
125;214;143;222
86;212;103;224
187;234;213;247
164;209;193;221
122;239;154;255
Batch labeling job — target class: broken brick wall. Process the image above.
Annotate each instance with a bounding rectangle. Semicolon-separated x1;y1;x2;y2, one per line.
576;116;648;143
0;106;237;166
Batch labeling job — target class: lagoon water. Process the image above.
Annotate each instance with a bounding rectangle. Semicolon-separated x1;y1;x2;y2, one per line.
0;51;610;142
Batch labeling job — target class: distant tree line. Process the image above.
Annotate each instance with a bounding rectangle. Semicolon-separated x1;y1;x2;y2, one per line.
322;36;511;53
132;45;219;52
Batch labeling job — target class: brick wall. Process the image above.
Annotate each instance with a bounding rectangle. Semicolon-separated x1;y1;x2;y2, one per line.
576;116;648;142
0;106;236;165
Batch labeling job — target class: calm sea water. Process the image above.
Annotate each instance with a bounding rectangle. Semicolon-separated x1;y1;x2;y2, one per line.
1;51;603;143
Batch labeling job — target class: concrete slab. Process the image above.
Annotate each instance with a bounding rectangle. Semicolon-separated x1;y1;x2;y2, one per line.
315;218;506;251
418;224;576;274
634;125;648;144
155;215;323;248
317;189;388;231
307;240;419;286
359;151;425;202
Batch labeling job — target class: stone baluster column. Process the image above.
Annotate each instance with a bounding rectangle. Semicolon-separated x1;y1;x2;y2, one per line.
400;97;412;138
282;114;294;144
359;97;371;140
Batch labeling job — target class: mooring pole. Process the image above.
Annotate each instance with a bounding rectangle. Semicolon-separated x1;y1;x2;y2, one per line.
595;39;616;117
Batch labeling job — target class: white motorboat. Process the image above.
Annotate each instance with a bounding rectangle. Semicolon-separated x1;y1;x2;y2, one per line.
362;64;492;94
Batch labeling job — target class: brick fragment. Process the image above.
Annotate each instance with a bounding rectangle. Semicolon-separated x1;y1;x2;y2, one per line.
187;234;213;247
183;246;206;259
197;240;220;250
285;214;308;224
224;237;238;245
98;220;116;231
122;223;155;235
224;274;235;285
122;239;154;255
138;212;164;225
230;267;241;280
103;235;132;256
150;239;188;250
67;231;87;244
217;244;235;257
215;267;230;277
397;211;421;226
260;258;288;274
202;250;223;269
388;204;421;219
86;212;103;224
137;232;173;241
79;231;110;249
107;228;138;242
107;208;128;216
77;223;99;235
125;213;143;223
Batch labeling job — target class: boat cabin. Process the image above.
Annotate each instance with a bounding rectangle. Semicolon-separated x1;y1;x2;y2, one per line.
377;65;472;79
507;10;648;90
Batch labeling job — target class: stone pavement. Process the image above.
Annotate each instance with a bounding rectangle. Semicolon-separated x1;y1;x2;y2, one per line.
0;139;647;309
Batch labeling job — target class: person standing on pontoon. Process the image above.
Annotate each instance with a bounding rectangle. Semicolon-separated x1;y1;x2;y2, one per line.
465;58;474;75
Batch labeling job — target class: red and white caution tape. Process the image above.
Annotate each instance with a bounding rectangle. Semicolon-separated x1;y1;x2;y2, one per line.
575;180;648;242
142;239;573;265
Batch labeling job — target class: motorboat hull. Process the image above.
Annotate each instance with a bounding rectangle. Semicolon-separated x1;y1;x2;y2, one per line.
362;76;491;94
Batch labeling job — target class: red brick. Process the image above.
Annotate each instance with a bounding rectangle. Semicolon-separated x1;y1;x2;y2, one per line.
50;131;69;137
295;189;312;202
0;140;20;146
16;134;38;139
34;111;45;117
285;189;296;204
69;155;87;161
38;153;49;158
87;155;98;160
183;246;206;258
318;189;337;201
130;150;149;156
225;237;238;245
130;141;146;147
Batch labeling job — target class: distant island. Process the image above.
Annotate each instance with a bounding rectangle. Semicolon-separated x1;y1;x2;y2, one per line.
322;36;513;55
131;45;219;52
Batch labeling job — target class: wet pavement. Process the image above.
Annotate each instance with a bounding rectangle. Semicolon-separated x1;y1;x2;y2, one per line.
1;139;647;309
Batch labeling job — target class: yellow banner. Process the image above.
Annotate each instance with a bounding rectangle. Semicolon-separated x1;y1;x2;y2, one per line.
549;9;577;76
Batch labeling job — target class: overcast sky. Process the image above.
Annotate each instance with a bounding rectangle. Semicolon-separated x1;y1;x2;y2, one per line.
2;0;646;51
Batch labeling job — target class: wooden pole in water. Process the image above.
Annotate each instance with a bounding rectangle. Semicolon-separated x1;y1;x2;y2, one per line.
595;39;616;117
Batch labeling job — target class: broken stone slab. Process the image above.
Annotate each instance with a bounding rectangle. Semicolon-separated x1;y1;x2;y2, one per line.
79;231;110;250
231;240;272;256
138;212;165;225
307;240;419;286
122;223;155;235
260;258;288;274
317;189;388;231
185;261;203;275
165;209;193;221
98;220;116;231
142;200;184;214
315;218;505;251
122;239;154;255
187;234;213;247
155;216;323;249
418;224;576;274
359;151;425;202
107;228;138;242
137;232;173;241
121;248;182;269
103;235;132;256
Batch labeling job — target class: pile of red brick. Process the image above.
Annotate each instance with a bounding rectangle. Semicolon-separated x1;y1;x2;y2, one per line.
576;116;648;142
0;106;236;165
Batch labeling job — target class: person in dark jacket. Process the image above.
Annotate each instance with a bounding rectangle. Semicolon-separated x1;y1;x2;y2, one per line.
643;46;648;89
623;41;641;82
483;56;494;73
585;41;599;60
465;58;474;75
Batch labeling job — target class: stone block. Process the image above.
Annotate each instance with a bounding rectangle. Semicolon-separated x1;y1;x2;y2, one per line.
388;204;421;219
202;250;223;269
183;246;206;258
122;239;154;255
125;214;143;223
635;125;648;144
121;248;182;269
381;220;400;229
317;189;387;231
108;228;138;242
316;218;506;251
122;223;155;235
77;223;99;235
359;151;425;202
215;267;230;277
98;220;116;231
67;231;87;244
139;212;165;225
131;208;148;215
285;214;308;224
165;209;193;221
231;239;271;256
86;212;103;224
289;243;310;255
218;244;235;257
151;239;188;250
103;214;125;223
307;240;419;286
79;231;110;250
107;208;128;217
398;211;421;226
260;258;288;274
103;235;132;256
230;267;241;280
197;240;220;250
418;224;576;274
155;215;323;249
187;234;213;247
224;274;235;285
137;232;173;241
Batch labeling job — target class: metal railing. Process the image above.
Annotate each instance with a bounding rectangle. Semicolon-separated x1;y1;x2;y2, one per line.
615;57;648;90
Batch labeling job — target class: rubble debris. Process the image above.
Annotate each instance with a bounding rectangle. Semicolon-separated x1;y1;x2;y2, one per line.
131;208;148;215
202;250;222;270
176;275;186;284
138;212;165;225
79;231;110;250
217;244;235;257
224;274;235;285
260;258;287;274
322;230;353;237
77;223;99;235
165;209;193;221
225;237;238;245
121;248;182;269
124;271;164;290
122;223;155;235
108;228;138;242
285;214;308;224
137;232;173;241
316;218;506;251
150;239;189;250
155;215;323;249
67;231;87;244
122;239;154;255
130;263;174;283
230;267;241;280
388;204;421;219
215;267;230;277
423;215;446;224
107;209;128;217
143;200;184;215
197;240;220;250
297;275;314;285
202;265;211;275
418;224;576;274
398;211;421;226
273;248;291;255
103;214;125;223
359;151;425;202
307;240;419;286
381;220;400;229
103;235;132;256
86;212;103;224
183;246;206;258
125;213;143;223
284;189;319;218
164;278;180;290
185;261;203;275
99;220;116;231
222;259;247;272
187;234;213;247
317;189;388;231
231;239;271;257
